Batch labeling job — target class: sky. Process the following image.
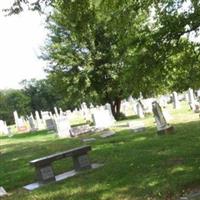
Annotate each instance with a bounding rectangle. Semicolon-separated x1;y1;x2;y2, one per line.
0;0;48;89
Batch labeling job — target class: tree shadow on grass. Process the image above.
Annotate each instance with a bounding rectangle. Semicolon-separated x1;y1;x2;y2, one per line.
1;119;200;200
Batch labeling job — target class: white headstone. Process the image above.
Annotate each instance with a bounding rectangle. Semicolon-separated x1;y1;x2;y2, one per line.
0;186;7;197
92;110;114;128
35;111;44;130
0;120;9;135
54;107;59;117
188;88;195;110
172;91;180;109
55;116;71;138
136;103;144;118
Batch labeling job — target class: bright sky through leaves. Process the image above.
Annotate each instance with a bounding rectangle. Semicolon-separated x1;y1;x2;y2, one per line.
0;0;47;89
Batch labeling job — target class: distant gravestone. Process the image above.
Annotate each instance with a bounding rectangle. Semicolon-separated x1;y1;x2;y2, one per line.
105;103;115;121
128;121;145;132
92;110;115;128
172;91;180;109
82;138;96;142
35;111;44;130
0;186;7;197
197;90;200;98
152;101;174;134
70;124;92;137
136;102;144;118
55;116;71;138
0;120;9;136
100;130;116;138
188;88;195;110
28;116;37;132
45;119;55;130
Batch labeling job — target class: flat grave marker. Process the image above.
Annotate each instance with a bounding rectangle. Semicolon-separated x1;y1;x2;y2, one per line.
100;130;116;138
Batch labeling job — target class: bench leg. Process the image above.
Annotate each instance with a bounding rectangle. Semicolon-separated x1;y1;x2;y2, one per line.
72;154;91;171
36;165;56;184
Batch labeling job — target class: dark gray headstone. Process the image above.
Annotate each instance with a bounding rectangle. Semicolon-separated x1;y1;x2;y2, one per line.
73;154;91;171
37;165;55;184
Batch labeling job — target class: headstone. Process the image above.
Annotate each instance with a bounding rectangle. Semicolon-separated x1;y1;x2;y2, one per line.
105;103;115;121
0;120;9;135
45;118;55;130
54;107;59;117
100;130;116;138
59;108;63;116
136;102;144;118
159;96;167;108
152;101;174;134
13;111;19;126
92;110;115;128
0;186;7;197
71;124;92;137
188;88;195;110
172;91;180;109
197;90;200;98
55;116;71;138
128;121;145;132
16;117;28;132
35;111;44;130
28;116;37;131
162;109;173;121
82;138;96;142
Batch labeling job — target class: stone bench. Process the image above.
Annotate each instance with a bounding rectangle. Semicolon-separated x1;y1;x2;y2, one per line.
30;145;91;184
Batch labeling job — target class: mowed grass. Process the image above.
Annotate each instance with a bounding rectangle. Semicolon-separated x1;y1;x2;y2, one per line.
0;102;200;200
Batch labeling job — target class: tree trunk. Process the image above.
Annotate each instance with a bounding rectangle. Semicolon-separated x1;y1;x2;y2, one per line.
109;98;121;120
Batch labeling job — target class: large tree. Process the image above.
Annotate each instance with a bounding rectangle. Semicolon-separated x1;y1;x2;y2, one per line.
0;90;31;124
43;0;155;119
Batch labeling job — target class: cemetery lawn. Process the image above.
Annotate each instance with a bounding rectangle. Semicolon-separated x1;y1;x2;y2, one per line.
0;104;200;200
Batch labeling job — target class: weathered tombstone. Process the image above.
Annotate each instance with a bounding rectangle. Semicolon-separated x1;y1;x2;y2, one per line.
35;111;44;130
45;118;56;130
17;117;28;132
128;121;145;132
188;88;195;110
54;107;59;117
92;110;115;128
159;96;167;108
197;89;200;98
13;111;19;126
70;124;92;137
162;108;173;121
59;108;63;116
172;91;180;109
152;101;174;134
28;115;37;132
105;103;115;121
14;111;27;132
0;120;9;136
81;102;92;121
55;116;71;138
82;138;96;142
0;186;7;197
100;130;116;138
136;102;144;118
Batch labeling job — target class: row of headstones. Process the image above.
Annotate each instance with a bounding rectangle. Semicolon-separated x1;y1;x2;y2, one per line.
1;88;199;136
172;89;200;112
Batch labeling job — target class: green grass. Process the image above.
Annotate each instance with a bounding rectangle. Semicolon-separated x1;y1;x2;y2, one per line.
0;102;200;200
